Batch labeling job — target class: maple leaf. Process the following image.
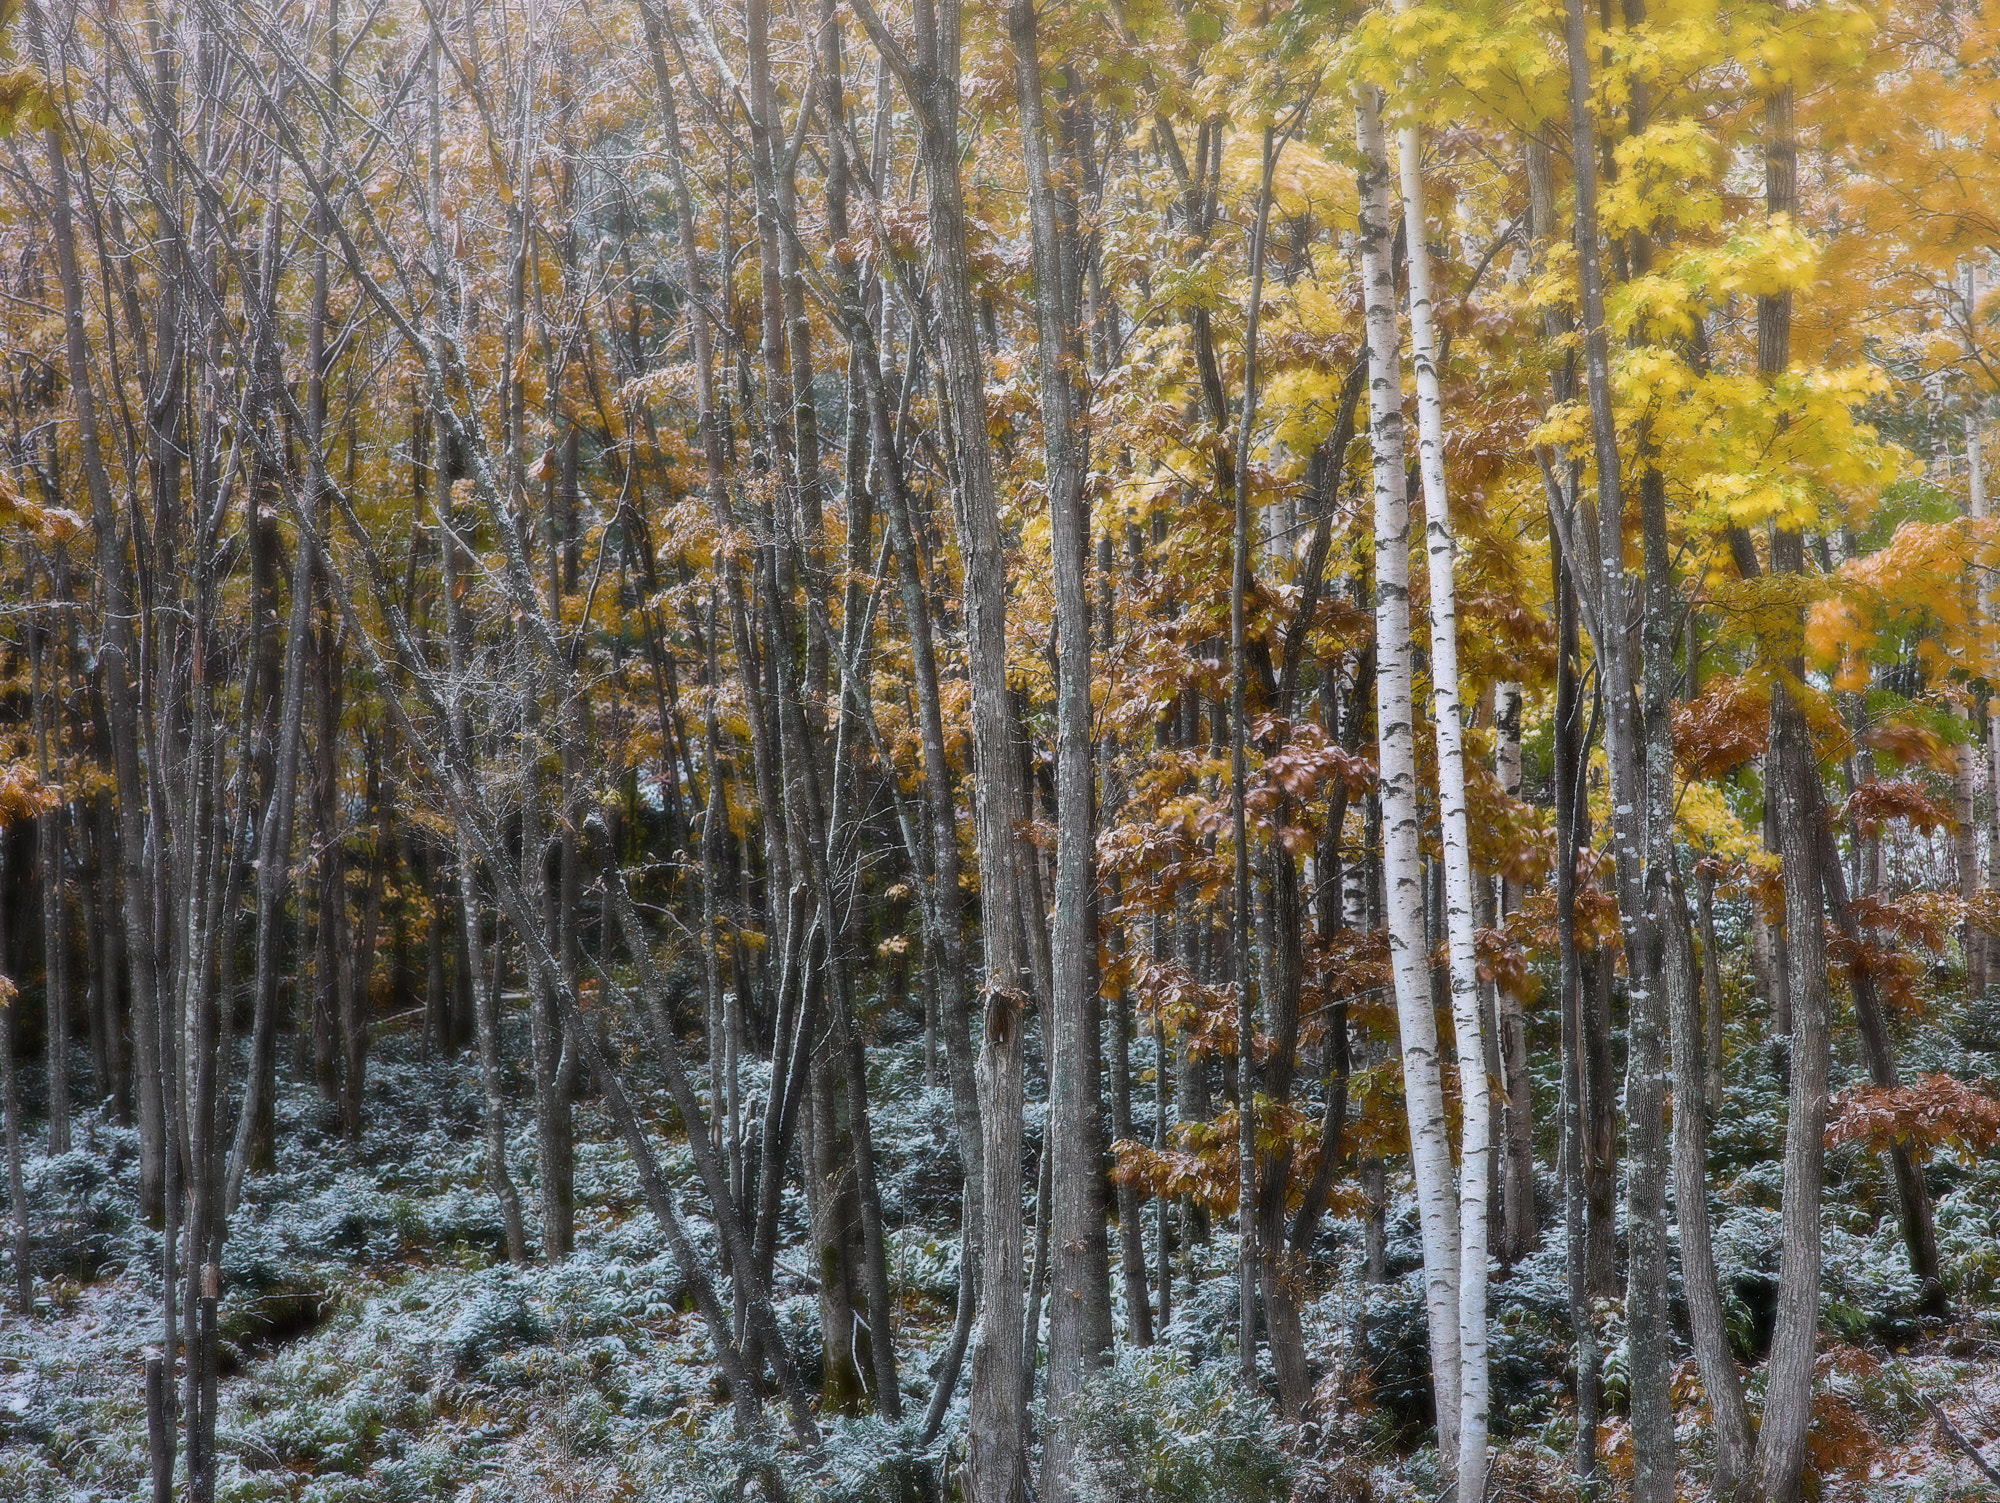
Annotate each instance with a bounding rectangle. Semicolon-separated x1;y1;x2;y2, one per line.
1826;1074;2000;1159
1673;674;1770;778
1836;778;1957;839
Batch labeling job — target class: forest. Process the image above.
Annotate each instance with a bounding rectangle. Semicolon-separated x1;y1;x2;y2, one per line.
1;0;1999;1499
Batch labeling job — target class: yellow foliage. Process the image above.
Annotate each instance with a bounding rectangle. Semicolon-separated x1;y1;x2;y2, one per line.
0;467;84;542
1263;366;1353;456
0;762;56;829
1809;519;2000;687
1675;779;1758;863
1691;216;1822;304
1604;118;1725;236
1221;131;1355;226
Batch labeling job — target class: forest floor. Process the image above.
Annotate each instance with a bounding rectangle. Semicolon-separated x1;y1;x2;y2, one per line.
3;1010;2000;1503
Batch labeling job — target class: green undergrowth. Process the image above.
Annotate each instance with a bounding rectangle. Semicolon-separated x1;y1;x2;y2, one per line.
2;968;1999;1502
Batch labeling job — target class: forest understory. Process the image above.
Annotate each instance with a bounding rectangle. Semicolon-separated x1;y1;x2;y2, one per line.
6;0;2000;1499
4;982;2000;1503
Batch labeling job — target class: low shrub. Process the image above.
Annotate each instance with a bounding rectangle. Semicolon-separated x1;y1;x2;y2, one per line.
1067;1348;1295;1503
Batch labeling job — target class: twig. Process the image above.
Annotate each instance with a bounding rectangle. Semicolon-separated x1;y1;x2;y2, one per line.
1890;1364;2000;1487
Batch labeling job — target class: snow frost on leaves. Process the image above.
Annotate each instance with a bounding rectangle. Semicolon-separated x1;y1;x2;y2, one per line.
1065;1348;1295;1503
212;1246;722;1502
2;1131;138;1286
443;1268;552;1376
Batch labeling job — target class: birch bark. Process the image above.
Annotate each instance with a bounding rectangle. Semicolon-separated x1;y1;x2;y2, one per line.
1357;84;1463;1474
1394;71;1491;1498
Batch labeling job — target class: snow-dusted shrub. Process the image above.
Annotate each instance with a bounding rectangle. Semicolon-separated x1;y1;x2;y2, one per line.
640;1419;788;1503
1953;987;2000;1054
1821;1219;1923;1341
219;1194;345;1350
888;1225;961;1307
1709;1089;1790;1181
1715;1195;1929;1346
420;1181;512;1260
224;1320;437;1486
861;1048;965;1228
1351;1275;1434;1444
0;1280;153;1499
1067;1348;1294;1503
1598;1318;1630;1414
1713;1203;1784;1359
444;1266;552;1376
786;1414;935;1502
1932;1174;2000;1303
218;1258;334;1352
15;1142;133;1282
1485;1243;1573;1435
1159;1232;1247;1367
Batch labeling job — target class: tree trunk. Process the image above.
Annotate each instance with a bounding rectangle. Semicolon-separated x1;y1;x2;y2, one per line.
597;838;821;1430
1762;775;1794;1046
24;0;167;1221
226;460;315;1211
1107;889;1154;1347
1699;865;1728;1111
78;843;114;1121
1153;910;1176;1335
32;616;70;1158
94;796;130;1123
1358;84;1463;1474
1223;111;1283;1397
1258;838;1311;1420
1551;525;1601;1493
632;9;803;1297
1744;588;1830;1503
458;848;528;1265
1630;460;1679;1503
806;1044;867;1414
1667;867;1754;1491
1396;61;1492;1490
1008;20;1120;1479
1493;682;1535;1266
339;740;387;1139
520;709;574;1260
853;0;1043;1491
1561;2;1675;1489
1810;803;1947;1313
1;858;30;1311
311;616;346;1105
1740;84;1830;1503
1957;741;1983;999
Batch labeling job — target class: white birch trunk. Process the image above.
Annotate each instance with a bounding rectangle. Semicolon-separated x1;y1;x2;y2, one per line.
1979;417;2000;925
1961;411;1985;990
1357;86;1463;1472
1395;79;1491;1502
1974;411;1995;993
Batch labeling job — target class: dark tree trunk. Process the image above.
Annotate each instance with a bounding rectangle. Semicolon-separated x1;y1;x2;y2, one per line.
1741;85;1829;1503
24;0;167;1219
1698;864;1727;1111
1;858;30;1310
1010;10;1110;1496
